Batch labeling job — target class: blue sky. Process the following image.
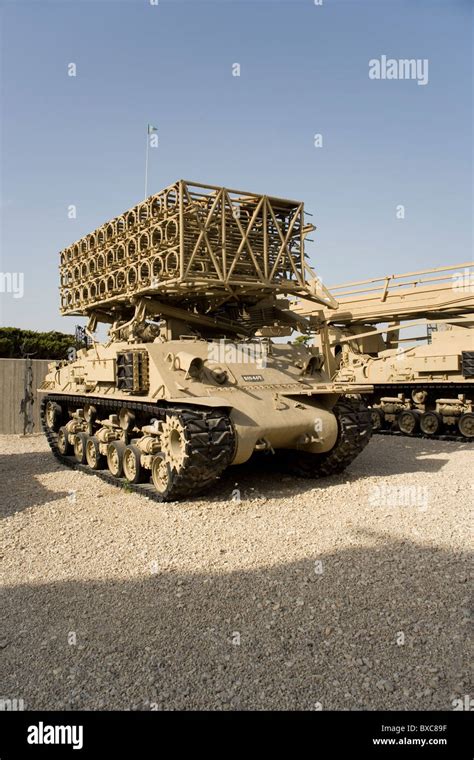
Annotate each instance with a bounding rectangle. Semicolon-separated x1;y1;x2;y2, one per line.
0;0;472;332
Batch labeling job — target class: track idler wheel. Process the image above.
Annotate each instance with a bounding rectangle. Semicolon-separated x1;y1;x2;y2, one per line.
397;409;420;436
107;440;126;477
123;444;146;484
420;411;442;436
57;426;72;455
458;413;474;439
74;432;88;463
85;436;106;470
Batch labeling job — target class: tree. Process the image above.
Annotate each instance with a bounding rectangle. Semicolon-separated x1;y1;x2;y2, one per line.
293;334;311;345
0;327;80;359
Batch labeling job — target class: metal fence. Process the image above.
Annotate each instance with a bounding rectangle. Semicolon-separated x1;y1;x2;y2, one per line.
0;359;51;434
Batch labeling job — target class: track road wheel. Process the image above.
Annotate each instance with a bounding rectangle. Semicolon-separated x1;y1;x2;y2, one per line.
151;453;174;499
85;437;106;470
123;444;146;484
370;407;384;431
107;440;126;477
74;432;88;463
420;411;442;437
397;409;420;436
57;426;72;456
45;400;62;431
458;413;474;439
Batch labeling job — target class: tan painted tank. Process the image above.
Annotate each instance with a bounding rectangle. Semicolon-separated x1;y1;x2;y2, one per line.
294;264;474;440
39;180;372;501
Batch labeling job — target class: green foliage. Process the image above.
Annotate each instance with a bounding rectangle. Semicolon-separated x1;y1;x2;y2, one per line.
0;327;78;359
293;334;311;345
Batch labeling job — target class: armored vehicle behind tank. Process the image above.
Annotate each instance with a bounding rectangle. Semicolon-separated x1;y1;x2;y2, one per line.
293;264;474;440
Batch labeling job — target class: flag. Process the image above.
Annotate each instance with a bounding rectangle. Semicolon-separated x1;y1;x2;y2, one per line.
148;124;158;134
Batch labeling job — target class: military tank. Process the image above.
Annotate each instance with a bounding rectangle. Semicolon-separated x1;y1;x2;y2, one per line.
39;180;372;501
293;263;474;441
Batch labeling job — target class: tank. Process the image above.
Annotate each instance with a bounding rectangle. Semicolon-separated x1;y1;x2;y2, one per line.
39;180;372;501
294;264;474;441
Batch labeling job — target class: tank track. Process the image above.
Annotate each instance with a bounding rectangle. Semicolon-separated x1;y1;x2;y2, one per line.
369;383;474;443
40;394;235;502
279;397;373;478
373;428;472;444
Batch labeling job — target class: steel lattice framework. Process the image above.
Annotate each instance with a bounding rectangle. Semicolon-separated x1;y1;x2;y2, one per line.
293;263;474;325
59;180;319;317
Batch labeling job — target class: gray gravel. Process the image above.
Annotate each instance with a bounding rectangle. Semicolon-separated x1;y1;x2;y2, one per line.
1;433;472;711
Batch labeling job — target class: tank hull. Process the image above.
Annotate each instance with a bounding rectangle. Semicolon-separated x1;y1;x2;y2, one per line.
39;339;373;500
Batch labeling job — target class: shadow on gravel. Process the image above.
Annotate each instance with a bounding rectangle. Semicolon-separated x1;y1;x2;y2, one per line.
359;437;471;476
0;434;467;516
211;438;457;499
0;452;69;517
3;537;471;711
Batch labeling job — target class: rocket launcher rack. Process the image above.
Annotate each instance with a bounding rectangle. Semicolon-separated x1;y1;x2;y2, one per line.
59;180;335;321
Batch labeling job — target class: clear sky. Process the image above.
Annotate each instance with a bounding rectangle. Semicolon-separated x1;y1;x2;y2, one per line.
0;0;472;332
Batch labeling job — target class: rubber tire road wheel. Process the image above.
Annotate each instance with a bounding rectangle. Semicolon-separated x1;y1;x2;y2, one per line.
420;411;442;436
370;408;384;431
107;440;126;477
397;409;420;436
57;426;72;456
123;444;145;484
458;413;474;439
74;432;88;463
85;437;106;470
151;453;173;498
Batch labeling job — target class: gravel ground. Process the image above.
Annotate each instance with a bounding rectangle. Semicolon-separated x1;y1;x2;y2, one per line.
1;433;472;711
